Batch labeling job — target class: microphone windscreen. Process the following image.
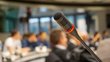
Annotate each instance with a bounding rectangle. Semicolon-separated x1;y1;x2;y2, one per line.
54;12;62;20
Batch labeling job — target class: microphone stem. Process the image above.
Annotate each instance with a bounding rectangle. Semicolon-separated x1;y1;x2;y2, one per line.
72;29;102;62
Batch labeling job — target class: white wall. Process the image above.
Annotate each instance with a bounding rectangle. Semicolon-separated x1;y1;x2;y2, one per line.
94;12;107;32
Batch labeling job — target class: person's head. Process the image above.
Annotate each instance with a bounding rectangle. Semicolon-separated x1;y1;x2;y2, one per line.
93;31;101;41
23;33;29;39
50;29;67;47
27;33;37;42
39;32;47;41
81;32;89;41
102;30;109;37
11;30;21;40
94;32;100;37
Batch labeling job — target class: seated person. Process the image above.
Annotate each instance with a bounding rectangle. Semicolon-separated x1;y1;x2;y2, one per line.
102;30;109;39
37;32;50;48
46;29;97;62
91;32;101;50
22;33;38;53
22;33;30;40
46;29;75;62
3;30;22;56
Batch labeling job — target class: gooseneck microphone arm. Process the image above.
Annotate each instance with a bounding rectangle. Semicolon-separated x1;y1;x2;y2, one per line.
53;12;102;62
72;29;102;62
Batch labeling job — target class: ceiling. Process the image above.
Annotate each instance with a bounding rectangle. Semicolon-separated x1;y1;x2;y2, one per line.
0;0;110;13
2;0;110;3
54;0;109;3
0;0;110;6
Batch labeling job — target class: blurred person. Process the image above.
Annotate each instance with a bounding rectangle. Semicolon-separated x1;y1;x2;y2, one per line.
3;30;22;57
67;30;83;46
93;32;101;43
46;29;97;62
67;31;98;61
91;32;101;50
81;32;90;46
37;32;50;48
68;30;89;46
22;33;38;54
23;33;30;40
68;34;80;46
46;29;75;62
68;31;98;62
36;34;39;39
66;33;77;51
102;30;109;39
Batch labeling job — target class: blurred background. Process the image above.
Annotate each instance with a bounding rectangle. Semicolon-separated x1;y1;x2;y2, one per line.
0;0;110;62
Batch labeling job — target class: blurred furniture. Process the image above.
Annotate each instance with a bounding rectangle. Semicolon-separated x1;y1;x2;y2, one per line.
14;51;49;62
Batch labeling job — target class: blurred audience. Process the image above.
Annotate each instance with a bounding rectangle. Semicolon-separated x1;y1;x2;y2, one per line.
93;32;101;43
68;34;81;46
37;32;50;48
91;32;101;51
1;28;110;62
46;29;97;62
3;30;22;57
22;33;38;54
66;34;77;50
67;31;97;62
46;29;74;62
102;30;109;39
81;32;91;47
23;33;30;40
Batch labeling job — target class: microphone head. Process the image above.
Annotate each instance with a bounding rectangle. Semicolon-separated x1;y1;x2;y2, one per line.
53;12;75;33
53;12;102;62
54;12;62;20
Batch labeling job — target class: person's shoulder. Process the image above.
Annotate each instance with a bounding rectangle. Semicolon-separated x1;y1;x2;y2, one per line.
6;37;12;40
22;39;29;43
5;37;14;45
37;39;41;43
5;37;13;42
37;38;41;41
22;39;27;42
46;52;62;62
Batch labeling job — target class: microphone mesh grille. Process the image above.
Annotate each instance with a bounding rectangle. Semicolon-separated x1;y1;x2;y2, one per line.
54;12;62;20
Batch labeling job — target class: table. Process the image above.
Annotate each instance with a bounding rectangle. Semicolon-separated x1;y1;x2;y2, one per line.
14;52;49;62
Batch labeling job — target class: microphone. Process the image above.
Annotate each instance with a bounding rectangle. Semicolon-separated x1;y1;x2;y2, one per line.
53;12;102;62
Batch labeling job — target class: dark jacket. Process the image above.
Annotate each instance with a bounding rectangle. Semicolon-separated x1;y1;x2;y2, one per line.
46;52;63;62
68;41;97;62
37;39;50;48
46;46;76;62
80;49;97;62
46;42;97;62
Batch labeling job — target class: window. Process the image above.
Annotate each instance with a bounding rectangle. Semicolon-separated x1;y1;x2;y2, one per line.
66;15;74;24
29;18;39;34
51;17;61;29
76;15;87;32
18;22;24;34
40;17;50;33
3;19;16;33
